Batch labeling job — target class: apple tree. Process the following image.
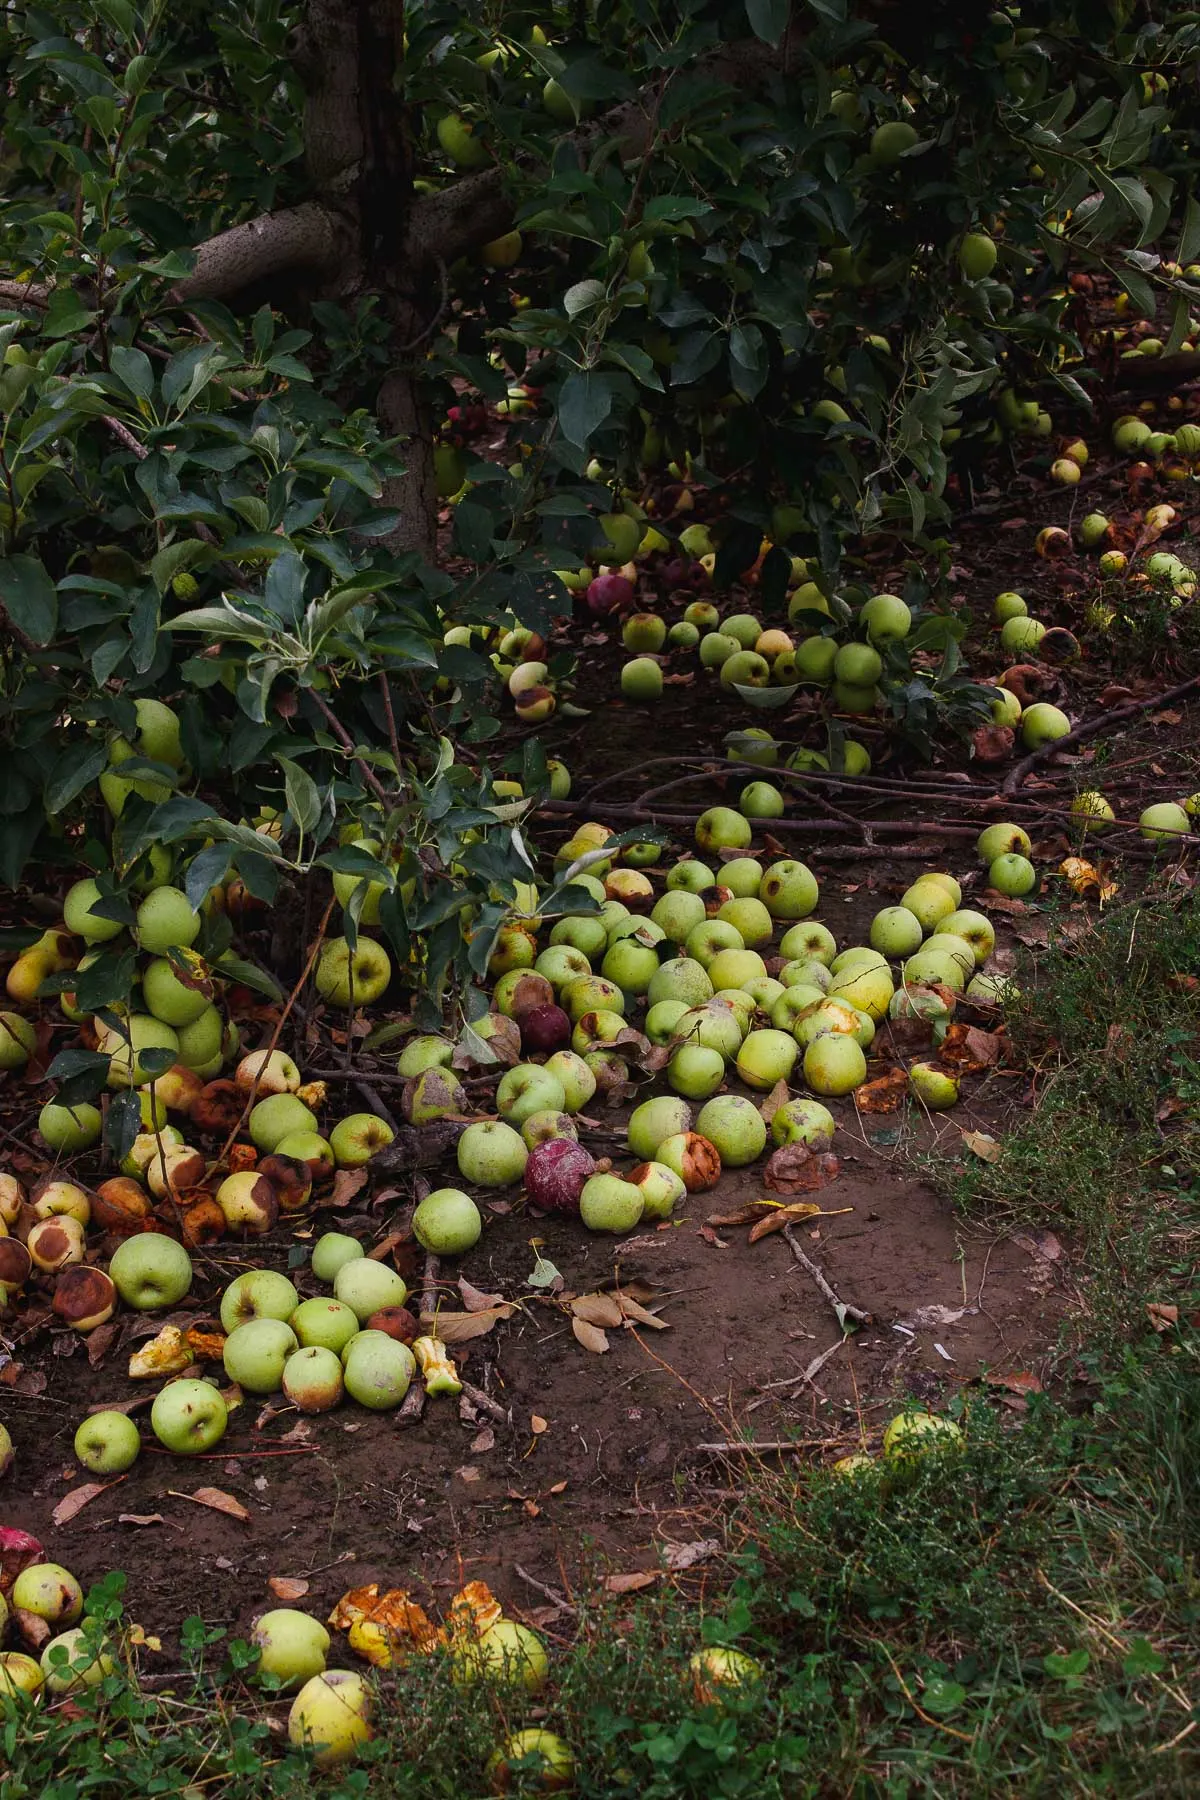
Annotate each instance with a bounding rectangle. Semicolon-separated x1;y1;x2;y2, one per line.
0;0;1196;1071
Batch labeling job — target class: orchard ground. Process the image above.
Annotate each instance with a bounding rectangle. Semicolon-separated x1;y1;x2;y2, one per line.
5;362;1200;1793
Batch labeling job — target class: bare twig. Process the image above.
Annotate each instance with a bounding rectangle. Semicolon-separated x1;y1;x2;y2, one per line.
782;1225;871;1329
460;1380;510;1425
1003;673;1200;794
309;691;391;805
514;1564;577;1615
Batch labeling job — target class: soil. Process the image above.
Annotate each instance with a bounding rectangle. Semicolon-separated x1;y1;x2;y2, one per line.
3;373;1200;1654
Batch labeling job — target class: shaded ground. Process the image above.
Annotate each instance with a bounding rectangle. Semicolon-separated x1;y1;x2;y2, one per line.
4;367;1200;1654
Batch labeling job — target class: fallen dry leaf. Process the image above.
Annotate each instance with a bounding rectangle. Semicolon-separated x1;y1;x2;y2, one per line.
329;1168;369;1209
53;1479;122;1526
531;1414;548;1434
1012;1228;1064;1263
459;1277;505;1312
470;1427;495;1454
169;1487;250;1521
984;1370;1043;1395
604;1571;658;1594
961;1129;1002;1163
367;1231;405;1263
421;1304;514;1343
455;1466;482;1483
571;1292;624;1329
697;1224;728;1249
854;1067;910;1113
85;1322;118;1368
940;1024;1003;1071
118;1513;166;1527
748;1200;827;1243
762;1147;840;1196
269;1577;311;1601
571;1316;609;1354
759;1078;790;1123
661;1538;720;1572
126;1624;162;1650
615;1292;669;1330
1147;1303;1180;1333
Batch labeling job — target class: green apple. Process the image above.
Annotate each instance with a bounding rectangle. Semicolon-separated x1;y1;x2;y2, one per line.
12;1562;83;1627
695;807;752;853
274;1130;335;1182
290;1297;360;1354
311;1232;365;1283
73;1409;141;1475
627;1096;693;1161
38;1100;102;1151
629;1160;687;1219
109;1233;193;1310
868;907;923;957
135;886;201;953
650;891;706;944
1020;702;1071;749
803;1034;866;1095
601;937;660;994
174;1004;224;1070
141;957;213;1028
988;853;1036;896
685;921;745;969
667;858;717;893
759;859;819;920
705;947;766;992
771;1097;835;1148
720;857;765;898
769;985;826;1031
333;1260;409;1323
542;1049;596;1112
456;1119;528;1186
63;877;125;944
939;910;996;963
735;1028;798;1089
1069;793;1114;834
250;1094;318;1152
486;1730;574;1793
899;878;956;932
667;1043;726;1099
150;1377;228;1453
977;822;1031;861
95;1013;179;1087
224;1317;299;1393
860;592;911;641
287;1669;374;1769
40;1628;118;1694
908;1061;960;1110
696;1093;767;1164
1139;802;1191;841
621;656;664;701
342;1333;415;1409
220;1269;300;1332
252;1609;330;1688
314;936;392;1007
883;1410;964;1459
282;1346;345;1413
828;962;893;1021
412;1187;482;1255
903;949;967;993
645;999;690;1044
579;1173;645;1233
674;1000;744;1059
779;921;837;965
1000;616;1046;656
436;111;489;168
718;897;773;947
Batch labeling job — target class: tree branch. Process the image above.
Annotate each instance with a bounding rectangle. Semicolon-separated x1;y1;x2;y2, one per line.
172;202;349;303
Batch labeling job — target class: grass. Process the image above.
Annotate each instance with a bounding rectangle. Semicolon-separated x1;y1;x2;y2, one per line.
4;898;1199;1797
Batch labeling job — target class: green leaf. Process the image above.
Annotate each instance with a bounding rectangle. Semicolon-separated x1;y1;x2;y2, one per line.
44;741;107;813
276;754;321;836
1177;193;1200;268
557;371;616;449
1122;1637;1167;1679
215;953;283;1003
746;0;791;43
0;554;58;644
109;346;154;403
921;1677;967;1717
105;1089;142;1165
185;842;231;909
1043;1649;1090;1685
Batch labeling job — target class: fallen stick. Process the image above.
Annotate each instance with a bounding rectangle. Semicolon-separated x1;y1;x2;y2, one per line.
1002;671;1200;795
694;1438;824;1456
745;1338;845;1411
782;1225;871;1329
514;1564;576;1615
460;1379;510;1425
